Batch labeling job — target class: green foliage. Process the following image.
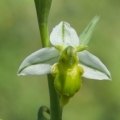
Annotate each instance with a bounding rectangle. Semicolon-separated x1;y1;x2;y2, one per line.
34;0;52;47
37;106;50;120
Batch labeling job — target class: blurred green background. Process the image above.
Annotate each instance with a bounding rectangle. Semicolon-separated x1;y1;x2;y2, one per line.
0;0;120;120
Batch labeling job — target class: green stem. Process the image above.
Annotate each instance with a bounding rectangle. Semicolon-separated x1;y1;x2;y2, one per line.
39;23;49;47
48;74;62;120
34;0;51;47
34;0;62;120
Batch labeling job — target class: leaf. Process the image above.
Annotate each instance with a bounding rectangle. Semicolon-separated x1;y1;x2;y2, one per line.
34;0;52;23
18;47;59;76
38;106;50;120
78;50;111;80
79;16;99;46
50;21;79;47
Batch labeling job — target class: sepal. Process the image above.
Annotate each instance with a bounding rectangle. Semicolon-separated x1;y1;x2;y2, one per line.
18;47;59;76
78;50;111;80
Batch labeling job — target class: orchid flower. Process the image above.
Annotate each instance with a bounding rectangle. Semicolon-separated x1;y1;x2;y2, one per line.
17;16;111;106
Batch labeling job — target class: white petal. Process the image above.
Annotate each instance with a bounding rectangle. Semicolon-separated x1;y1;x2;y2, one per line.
78;50;111;80
18;47;59;76
50;21;79;46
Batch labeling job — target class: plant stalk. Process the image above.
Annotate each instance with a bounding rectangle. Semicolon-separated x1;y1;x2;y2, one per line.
34;0;62;120
48;74;62;120
34;0;51;47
